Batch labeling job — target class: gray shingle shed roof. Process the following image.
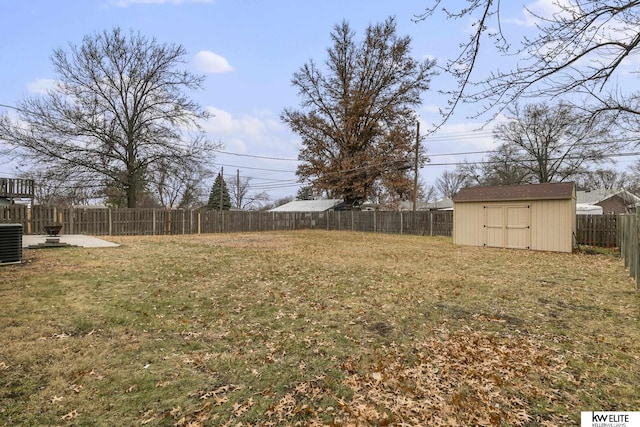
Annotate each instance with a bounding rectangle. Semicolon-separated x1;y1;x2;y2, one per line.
453;182;575;203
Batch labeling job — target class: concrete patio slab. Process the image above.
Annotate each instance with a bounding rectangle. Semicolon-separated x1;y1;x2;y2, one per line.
22;234;120;248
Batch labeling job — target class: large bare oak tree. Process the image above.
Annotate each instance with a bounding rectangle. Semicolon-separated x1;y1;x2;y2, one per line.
0;27;217;208
282;17;435;207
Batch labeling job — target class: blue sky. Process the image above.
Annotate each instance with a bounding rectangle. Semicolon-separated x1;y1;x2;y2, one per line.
2;0;625;202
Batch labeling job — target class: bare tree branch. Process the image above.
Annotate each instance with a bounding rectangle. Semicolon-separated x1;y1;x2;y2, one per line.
417;1;640;123
0;28;219;207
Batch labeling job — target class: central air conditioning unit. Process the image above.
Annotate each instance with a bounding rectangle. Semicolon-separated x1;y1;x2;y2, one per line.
0;224;23;265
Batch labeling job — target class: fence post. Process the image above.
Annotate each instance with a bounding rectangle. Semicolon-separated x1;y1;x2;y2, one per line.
430;211;434;236
636;214;640;289
373;210;376;233
400;211;403;235
108;208;112;236
631;215;636;277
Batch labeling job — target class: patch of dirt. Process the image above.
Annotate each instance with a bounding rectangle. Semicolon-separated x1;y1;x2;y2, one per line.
367;321;394;336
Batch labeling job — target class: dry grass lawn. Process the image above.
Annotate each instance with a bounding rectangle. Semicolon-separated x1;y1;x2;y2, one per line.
1;230;639;426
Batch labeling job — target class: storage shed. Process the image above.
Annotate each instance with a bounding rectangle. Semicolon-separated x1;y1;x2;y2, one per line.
452;182;576;253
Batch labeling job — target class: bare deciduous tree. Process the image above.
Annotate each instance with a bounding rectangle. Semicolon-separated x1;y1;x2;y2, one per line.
18;168;99;207
435;169;470;199
576;168;630;190
493;102;616;183
226;172;269;210
459;144;532;187
0;27;218;208
417;1;640;122
148;159;210;209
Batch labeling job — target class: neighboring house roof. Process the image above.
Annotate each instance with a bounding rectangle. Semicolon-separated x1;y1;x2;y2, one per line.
426;197;453;210
577;203;603;214
453;182;575;203
268;199;343;212
576;188;640;205
399;198;453;211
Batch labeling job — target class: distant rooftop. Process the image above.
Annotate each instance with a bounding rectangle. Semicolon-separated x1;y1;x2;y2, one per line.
576;188;640;205
268;199;343;212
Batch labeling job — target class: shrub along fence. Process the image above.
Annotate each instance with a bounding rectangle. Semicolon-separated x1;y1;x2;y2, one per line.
0;205;619;247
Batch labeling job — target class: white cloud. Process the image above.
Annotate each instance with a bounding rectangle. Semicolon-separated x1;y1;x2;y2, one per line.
200;106;300;200
193;51;234;74
109;0;214;7
202;106;292;155
26;78;58;94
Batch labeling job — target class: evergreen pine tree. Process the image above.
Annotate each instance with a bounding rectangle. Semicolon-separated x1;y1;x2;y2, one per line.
207;173;231;210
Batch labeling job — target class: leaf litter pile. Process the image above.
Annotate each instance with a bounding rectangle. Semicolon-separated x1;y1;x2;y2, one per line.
1;230;638;426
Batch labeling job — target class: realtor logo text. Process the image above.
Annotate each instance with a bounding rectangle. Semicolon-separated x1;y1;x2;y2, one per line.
581;411;640;427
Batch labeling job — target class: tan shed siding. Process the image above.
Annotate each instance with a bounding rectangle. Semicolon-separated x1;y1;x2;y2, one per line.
453;202;484;246
505;205;531;249
485;205;505;247
453;183;576;253
454;197;575;252
530;199;574;252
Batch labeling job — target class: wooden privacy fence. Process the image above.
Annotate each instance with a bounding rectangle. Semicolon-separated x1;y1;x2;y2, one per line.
575;214;618;248
0;205;620;246
0;206;454;237
618;214;640;290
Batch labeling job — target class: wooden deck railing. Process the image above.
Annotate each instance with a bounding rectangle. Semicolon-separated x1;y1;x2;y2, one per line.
0;178;35;198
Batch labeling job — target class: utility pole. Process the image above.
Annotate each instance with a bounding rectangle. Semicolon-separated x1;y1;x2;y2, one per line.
237;169;241;209
413;120;420;213
219;167;224;212
219;166;224;232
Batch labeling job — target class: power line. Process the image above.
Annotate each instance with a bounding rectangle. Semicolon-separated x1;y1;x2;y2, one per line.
213;149;299;162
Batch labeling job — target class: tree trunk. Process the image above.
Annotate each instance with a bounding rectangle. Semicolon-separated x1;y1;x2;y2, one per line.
126;172;137;208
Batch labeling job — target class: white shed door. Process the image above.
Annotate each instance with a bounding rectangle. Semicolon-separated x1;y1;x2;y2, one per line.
484;205;531;249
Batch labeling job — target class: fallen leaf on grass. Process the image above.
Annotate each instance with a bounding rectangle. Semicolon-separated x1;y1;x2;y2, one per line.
61;409;78;420
175;400;212;427
338;329;571;426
